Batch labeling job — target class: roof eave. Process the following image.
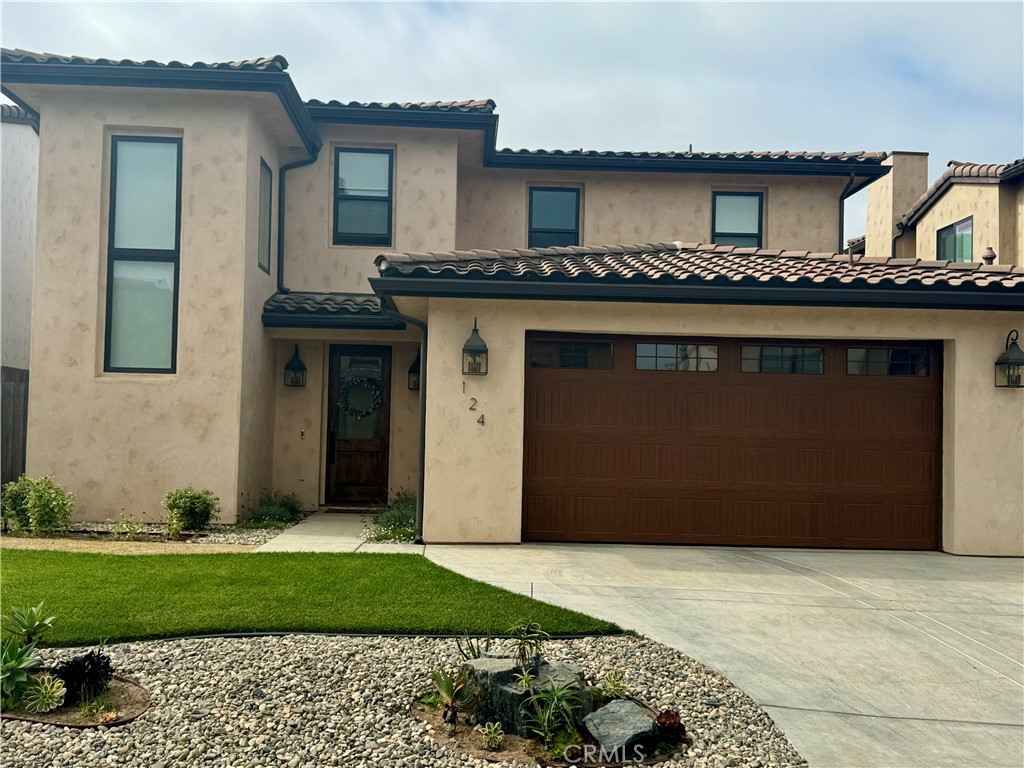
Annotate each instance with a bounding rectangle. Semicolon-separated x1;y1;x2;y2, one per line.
261;311;405;330
369;275;1024;312
306;104;498;133
1;60;322;155
901;175;1002;229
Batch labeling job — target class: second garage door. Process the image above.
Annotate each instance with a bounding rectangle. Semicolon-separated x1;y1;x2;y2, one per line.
523;333;941;550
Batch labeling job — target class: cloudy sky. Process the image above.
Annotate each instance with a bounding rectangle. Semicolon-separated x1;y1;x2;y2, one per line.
3;1;1021;240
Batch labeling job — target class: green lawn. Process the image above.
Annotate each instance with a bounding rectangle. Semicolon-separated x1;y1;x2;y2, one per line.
0;550;618;646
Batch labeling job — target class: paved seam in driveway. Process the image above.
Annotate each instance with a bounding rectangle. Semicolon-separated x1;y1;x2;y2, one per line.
424;543;1024;768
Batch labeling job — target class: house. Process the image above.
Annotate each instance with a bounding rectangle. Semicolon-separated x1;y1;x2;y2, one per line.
865;153;1024;266
2;48;1022;556
1;103;38;485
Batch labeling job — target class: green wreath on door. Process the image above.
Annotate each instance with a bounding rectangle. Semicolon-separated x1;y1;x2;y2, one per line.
339;375;383;421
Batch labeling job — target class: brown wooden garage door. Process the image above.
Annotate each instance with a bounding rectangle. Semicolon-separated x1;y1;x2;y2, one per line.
523;333;941;549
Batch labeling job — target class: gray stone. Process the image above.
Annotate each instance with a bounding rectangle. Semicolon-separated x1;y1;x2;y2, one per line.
583;699;657;755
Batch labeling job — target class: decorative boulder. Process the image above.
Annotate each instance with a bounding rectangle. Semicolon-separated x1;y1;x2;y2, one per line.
583;699;657;755
461;656;593;737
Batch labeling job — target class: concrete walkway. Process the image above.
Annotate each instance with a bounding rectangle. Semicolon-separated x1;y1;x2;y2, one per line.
256;516;1023;767
426;544;1024;768
254;512;424;554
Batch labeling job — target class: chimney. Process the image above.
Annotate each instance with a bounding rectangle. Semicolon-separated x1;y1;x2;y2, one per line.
865;152;928;258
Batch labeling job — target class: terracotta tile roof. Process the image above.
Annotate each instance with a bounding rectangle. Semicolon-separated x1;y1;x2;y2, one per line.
376;242;1024;295
901;160;1010;228
262;292;403;329
492;148;888;165
0;47;289;71
305;98;496;114
0;103;38;130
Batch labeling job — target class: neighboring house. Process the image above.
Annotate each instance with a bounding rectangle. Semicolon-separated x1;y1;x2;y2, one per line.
2;48;1022;556
866;153;1024;266
1;103;38;485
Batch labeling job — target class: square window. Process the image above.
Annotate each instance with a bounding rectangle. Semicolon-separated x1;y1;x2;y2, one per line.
937;218;972;263
713;192;762;247
529;187;580;248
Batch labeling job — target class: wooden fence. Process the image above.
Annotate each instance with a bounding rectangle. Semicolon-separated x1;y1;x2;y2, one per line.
1;366;29;486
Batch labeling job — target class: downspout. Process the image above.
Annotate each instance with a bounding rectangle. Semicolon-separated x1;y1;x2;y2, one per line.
277;148;321;293
379;295;427;544
838;172;856;256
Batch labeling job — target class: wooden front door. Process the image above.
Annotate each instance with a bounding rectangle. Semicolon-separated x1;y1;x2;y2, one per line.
326;345;391;504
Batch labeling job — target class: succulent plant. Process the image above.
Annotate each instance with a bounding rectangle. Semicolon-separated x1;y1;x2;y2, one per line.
600;669;628;699
5;602;56;646
430;667;480;730
54;650;114;706
23;674;66;714
1;636;41;700
477;721;504;750
656;707;684;733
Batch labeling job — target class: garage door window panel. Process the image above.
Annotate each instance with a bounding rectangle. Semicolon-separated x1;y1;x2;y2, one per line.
530;341;612;369
637;343;718;371
847;348;931;376
741;345;823;374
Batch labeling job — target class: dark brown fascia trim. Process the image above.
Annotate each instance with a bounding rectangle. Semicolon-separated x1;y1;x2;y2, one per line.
902;175;1002;229
261;312;405;330
369;276;1024;312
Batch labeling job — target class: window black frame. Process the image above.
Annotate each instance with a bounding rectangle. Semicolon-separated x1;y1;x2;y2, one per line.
529;339;613;369
846;347;932;377
711;191;764;247
528;186;581;248
332;147;394;247
740;344;824;375
258;158;273;274
104;135;183;374
936;216;973;263
635;342;719;372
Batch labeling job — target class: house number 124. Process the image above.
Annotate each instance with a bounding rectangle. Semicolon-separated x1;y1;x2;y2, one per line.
465;386;485;426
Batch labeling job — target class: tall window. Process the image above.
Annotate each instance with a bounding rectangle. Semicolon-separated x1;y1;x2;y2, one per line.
105;136;182;373
712;191;763;247
258;159;273;274
937;217;972;263
333;148;393;246
529;187;580;248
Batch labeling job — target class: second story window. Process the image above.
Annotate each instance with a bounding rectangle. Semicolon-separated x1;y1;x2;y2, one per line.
258;159;272;274
334;148;393;247
712;191;763;247
937;217;972;263
105;136;182;373
529;187;580;248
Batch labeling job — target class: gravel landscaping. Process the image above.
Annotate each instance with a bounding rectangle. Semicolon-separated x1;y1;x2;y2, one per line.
1;635;805;768
69;521;287;546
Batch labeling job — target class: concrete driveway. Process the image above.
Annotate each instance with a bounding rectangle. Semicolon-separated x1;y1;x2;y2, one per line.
426;544;1024;768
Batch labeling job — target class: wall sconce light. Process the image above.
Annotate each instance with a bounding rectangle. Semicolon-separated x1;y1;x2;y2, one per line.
408;350;421;391
284;344;307;388
995;330;1024;388
462;318;488;376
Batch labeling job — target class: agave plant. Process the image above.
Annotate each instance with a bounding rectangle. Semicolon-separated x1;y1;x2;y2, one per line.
1;637;41;701
430;667;479;730
23;674;66;714
5;602;56;646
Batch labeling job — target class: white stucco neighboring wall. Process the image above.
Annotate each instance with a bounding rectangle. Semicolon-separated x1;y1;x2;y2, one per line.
1;118;38;370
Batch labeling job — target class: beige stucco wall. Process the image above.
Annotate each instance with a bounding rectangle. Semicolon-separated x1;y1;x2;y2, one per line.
913;184;1002;263
2;120;38;370
235;107;283;517
270;331;421;510
997;185;1021;267
1017;184;1024;267
282;125;458;294
865;153;928;258
419;298;1024;556
24;88;292;522
455;170;845;253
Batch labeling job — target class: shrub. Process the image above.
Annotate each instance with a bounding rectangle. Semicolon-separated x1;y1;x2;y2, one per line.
1;476;74;535
23;673;65;714
1;476;32;531
109;512;143;540
162;487;220;535
363;489;416;543
54;650;114;707
243;490;305;527
5;602;56;646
